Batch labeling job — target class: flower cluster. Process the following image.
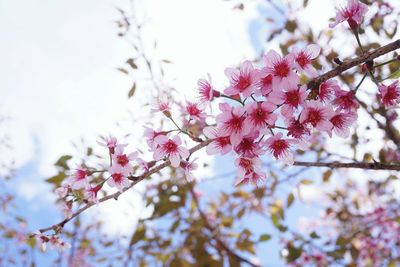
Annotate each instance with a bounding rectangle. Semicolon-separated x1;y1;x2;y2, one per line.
200;44;359;185
34;232;70;252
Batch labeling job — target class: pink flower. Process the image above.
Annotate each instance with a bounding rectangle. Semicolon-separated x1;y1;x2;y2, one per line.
286;117;311;140
153;135;189;167
180;158;198;182
68;167;89;190
300;101;335;133
216;103;250;146
329;111;357;138
329;0;368;29
55;183;70;198
332;89;360;111
198;76;219;104
265;132;295;164
224;60;260;98
183;101;206;121
152;98;172;117
144;126;166;150
244;101;277;132
234;132;264;158
290;44;321;77
255;73;273;96
234;156;266;185
108;165;131;191
112;146;138;170
84;185;102;204
262;50;299;91
203;126;232;155
97;136;125;154
378;80;400;108
318;80;340;102
269;85;308;118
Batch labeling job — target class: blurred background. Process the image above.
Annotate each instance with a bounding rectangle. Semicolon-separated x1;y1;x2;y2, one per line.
1;0;399;266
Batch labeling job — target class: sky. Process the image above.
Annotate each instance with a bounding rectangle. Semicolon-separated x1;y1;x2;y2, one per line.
0;0;366;266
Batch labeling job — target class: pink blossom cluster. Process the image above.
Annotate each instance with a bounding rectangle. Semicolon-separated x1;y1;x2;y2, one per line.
56;136;141;209
288;250;328;267
34;232;70;252
354;208;400;267
197;44;359;185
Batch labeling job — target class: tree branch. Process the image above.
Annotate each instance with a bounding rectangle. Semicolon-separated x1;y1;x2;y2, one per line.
188;184;261;267
307;39;400;89
293;161;400;171
35;39;400;236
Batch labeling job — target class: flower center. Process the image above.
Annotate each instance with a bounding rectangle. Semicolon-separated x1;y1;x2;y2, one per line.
274;60;290;78
296;52;310;68
117;154;129;166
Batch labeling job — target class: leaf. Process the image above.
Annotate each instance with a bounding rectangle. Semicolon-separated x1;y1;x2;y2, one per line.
300;179;313;185
129;223;146;246
126;58;138;69
386;68;400;80
322;170;332;183
128;83;136;98
287;193;294;208
162;59;173;64
259;234;271;242
55;155;72;170
117;67;129;75
310;231;320;239
46;173;66;187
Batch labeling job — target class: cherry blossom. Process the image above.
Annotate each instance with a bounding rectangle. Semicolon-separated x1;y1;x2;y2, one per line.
108;164;131;191
290;44;321;77
183;101;206;121
180;158;198;182
111;146;138;171
318;79;341;103
329;111;357;137
269;85;308;119
300;101;335;133
216;103;250;146
332;89;360;111
261;50;299;90
153;135;190;167
234;132;264;158
84;185;102;204
255;72;273;96
234;156;266;185
224;60;259;98
378;80;400;108
264;132;295;164
97;136;125;154
203;126;232;155
68;167;90;190
330;0;369;29
244;101;277;132
198;76;219;104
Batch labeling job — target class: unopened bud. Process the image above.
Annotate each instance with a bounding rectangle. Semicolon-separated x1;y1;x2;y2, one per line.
162;110;172;118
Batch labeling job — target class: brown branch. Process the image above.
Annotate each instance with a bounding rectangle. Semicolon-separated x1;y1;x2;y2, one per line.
307;39;400;89
35;139;212;235
188;184;261;267
293;161;400;171
35;39;400;236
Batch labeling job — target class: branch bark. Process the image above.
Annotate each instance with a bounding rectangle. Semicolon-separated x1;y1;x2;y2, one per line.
307;39;400;89
293;161;400;171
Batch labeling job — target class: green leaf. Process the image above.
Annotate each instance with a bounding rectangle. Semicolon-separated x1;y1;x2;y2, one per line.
46;173;66;187
287;193;294;208
55;155;72;170
129;223;146;246
259;234;271;242
310;231;320;239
